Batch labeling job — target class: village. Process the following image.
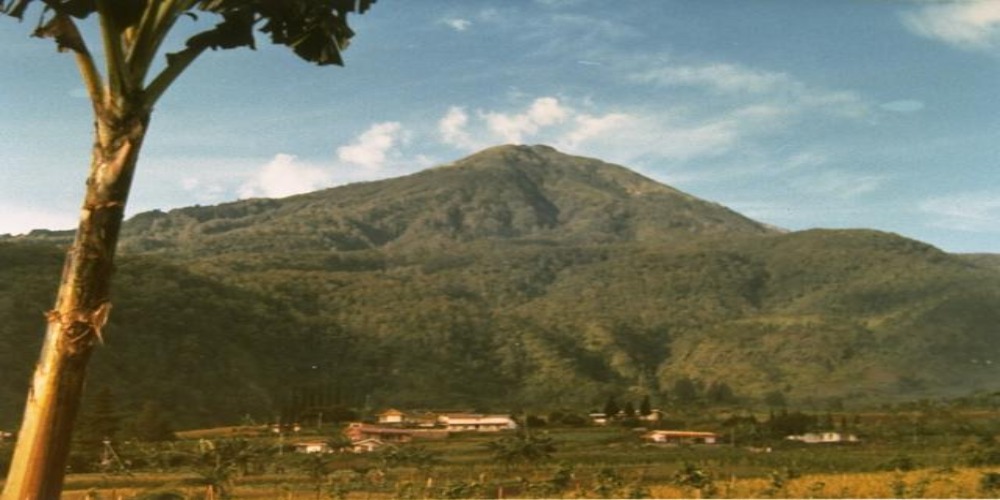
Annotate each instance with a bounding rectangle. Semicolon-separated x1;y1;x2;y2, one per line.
283;407;861;455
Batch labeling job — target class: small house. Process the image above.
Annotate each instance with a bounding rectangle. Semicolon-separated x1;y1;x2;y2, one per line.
293;440;334;454
406;411;440;428
377;408;406;425
589;413;609;425
785;431;859;444
642;430;720;445
351;438;387;453
640;409;666;422
345;422;415;443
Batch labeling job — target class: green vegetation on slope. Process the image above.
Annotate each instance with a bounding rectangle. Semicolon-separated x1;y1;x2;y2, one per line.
2;145;999;429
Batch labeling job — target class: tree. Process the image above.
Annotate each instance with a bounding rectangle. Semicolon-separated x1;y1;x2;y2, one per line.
639;395;652;417
706;381;736;405
73;386;120;446
0;2;377;497
673;377;699;404
71;386;121;470
622;401;636;418
132;401;176;443
603;395;620;418
763;390;787;408
485;431;557;469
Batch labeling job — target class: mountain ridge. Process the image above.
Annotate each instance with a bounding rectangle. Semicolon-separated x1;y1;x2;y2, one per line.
114;144;776;255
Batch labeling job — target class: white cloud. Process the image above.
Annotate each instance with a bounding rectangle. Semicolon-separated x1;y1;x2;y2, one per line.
337;122;405;171
238;154;333;199
556;112;633;150
179;176;226;199
902;0;1000;51
439;106;480;150
438;97;640;158
921;192;1000;232
435;96;784;164
482;97;570;144
443;18;472;31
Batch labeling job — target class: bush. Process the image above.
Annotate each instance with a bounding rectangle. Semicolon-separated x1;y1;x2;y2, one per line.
526;414;547;428
672;462;717;497
547;410;587;427
559;413;588;427
881;453;918;472
981;472;1000;495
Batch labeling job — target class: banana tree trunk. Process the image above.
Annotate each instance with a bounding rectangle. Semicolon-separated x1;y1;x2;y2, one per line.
2;108;149;500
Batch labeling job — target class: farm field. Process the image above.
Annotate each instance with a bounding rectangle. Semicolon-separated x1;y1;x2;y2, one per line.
50;467;1000;499
13;409;1000;499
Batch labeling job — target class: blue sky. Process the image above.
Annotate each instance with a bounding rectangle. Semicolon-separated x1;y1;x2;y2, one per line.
1;1;999;253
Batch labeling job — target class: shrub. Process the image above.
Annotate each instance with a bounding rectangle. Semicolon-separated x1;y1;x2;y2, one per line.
672;462;717;497
981;472;1000;495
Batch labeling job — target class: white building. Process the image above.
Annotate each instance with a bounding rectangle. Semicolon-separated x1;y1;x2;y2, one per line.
377;408;406;425
351;438;387;453
786;432;859;444
642;430;720;445
293;440;334;454
437;413;518;432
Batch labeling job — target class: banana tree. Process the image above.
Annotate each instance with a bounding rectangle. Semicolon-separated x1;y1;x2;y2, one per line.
0;1;376;497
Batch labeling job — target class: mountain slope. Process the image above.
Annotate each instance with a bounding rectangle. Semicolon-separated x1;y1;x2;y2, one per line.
2;145;999;428
0;242;328;429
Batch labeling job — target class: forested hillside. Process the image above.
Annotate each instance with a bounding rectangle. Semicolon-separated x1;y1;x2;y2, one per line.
2;145;998;429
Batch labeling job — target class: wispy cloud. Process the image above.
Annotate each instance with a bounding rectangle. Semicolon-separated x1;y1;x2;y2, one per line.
556;112;632;150
921;192;1000;232
630;59;870;119
902;0;1000;51
535;0;586;7
792;170;886;200
635;62;794;95
879;99;926;113
442;18;472;32
663;150;830;186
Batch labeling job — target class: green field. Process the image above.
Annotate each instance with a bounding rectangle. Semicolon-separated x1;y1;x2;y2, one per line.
6;404;1000;499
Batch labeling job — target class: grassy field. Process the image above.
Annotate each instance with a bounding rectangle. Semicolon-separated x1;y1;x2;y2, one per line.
15;418;1000;499
45;468;996;500
52;465;1000;499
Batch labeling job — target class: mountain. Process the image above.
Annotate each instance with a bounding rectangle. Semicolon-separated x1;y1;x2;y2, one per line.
115;144;775;256
2;145;999;428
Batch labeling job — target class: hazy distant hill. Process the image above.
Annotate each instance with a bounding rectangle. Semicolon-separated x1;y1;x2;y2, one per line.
2;145;999;428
